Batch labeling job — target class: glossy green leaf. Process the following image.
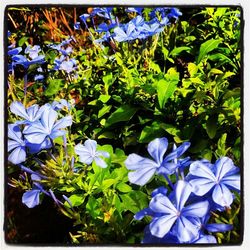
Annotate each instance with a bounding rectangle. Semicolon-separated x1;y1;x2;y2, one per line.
68;194;85;207
105;105;137;127
197;39;221;63
170;46;191;57
98;105;112;118
116;182;132;193
157;68;179;109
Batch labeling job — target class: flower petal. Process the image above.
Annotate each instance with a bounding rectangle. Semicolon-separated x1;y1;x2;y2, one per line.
189;161;216;181
221;175;240;192
176;216;199;243
74;143;89;155
175;180;192;211
50;130;65;139
150;214;177;238
194;235;217;243
84;139;97;156
94;156;107;168
164;142;190;162
125;153;157;170
10;101;29;120
8;124;22;142
8;146;26;164
79;154;93;165
8;139;20;152
149;193;177;214
22;189;40;208
53;116;72;130
189;178;215;196
212;184;233;207
96;150;110;158
26;104;39;121
23;122;48;144
205;223;233;233
128;166;156;186
182;200;209;218
214;157;238;180
147;137;168;164
40;108;57;131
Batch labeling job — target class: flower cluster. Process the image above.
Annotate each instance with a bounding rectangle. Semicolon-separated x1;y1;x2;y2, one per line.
8;101;72;165
77;7;182;45
48;37;78;76
125;137;240;244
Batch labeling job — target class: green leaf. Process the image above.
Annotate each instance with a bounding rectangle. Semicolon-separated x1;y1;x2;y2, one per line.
157;68;179;109
99;94;111;103
216;133;230;157
188;63;198;77
98;105;112;118
139;122;166;143
44;79;65;96
102;179;117;190
86;196;100;218
197;39;221;64
116;183;132;193
68;194;85;207
105;105;137;127
115;52;123;66
162;124;181;137
18;37;29;46
206;115;218;139
120;191;148;214
170;46;191;57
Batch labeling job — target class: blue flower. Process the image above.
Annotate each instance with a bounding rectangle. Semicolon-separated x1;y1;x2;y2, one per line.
168;8;182;20
10;101;47;124
125;137;190;186
74;139;110;168
92;7;113;20
59;59;77;73
126;7;144;15
23;107;72;144
8;47;22;56
187;157;240;207
12;54;45;69
190;214;233;237
113;23;139;42
22;189;41;208
51;99;74;111
8;124;26;164
25;45;41;60
22;174;43;208
148;180;209;242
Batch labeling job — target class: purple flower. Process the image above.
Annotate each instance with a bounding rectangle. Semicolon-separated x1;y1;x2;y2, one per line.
113;23;139;42
126;7;143;15
187;157;240;207
74;139;110;168
148;180;209;242
168;8;182;20
51;99;74;111
23;107;72;144
22;189;41;208
12;54;45;69
8;124;26;164
10;101;47;124
25;45;41;60
59;59;77;73
125;137;190;186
